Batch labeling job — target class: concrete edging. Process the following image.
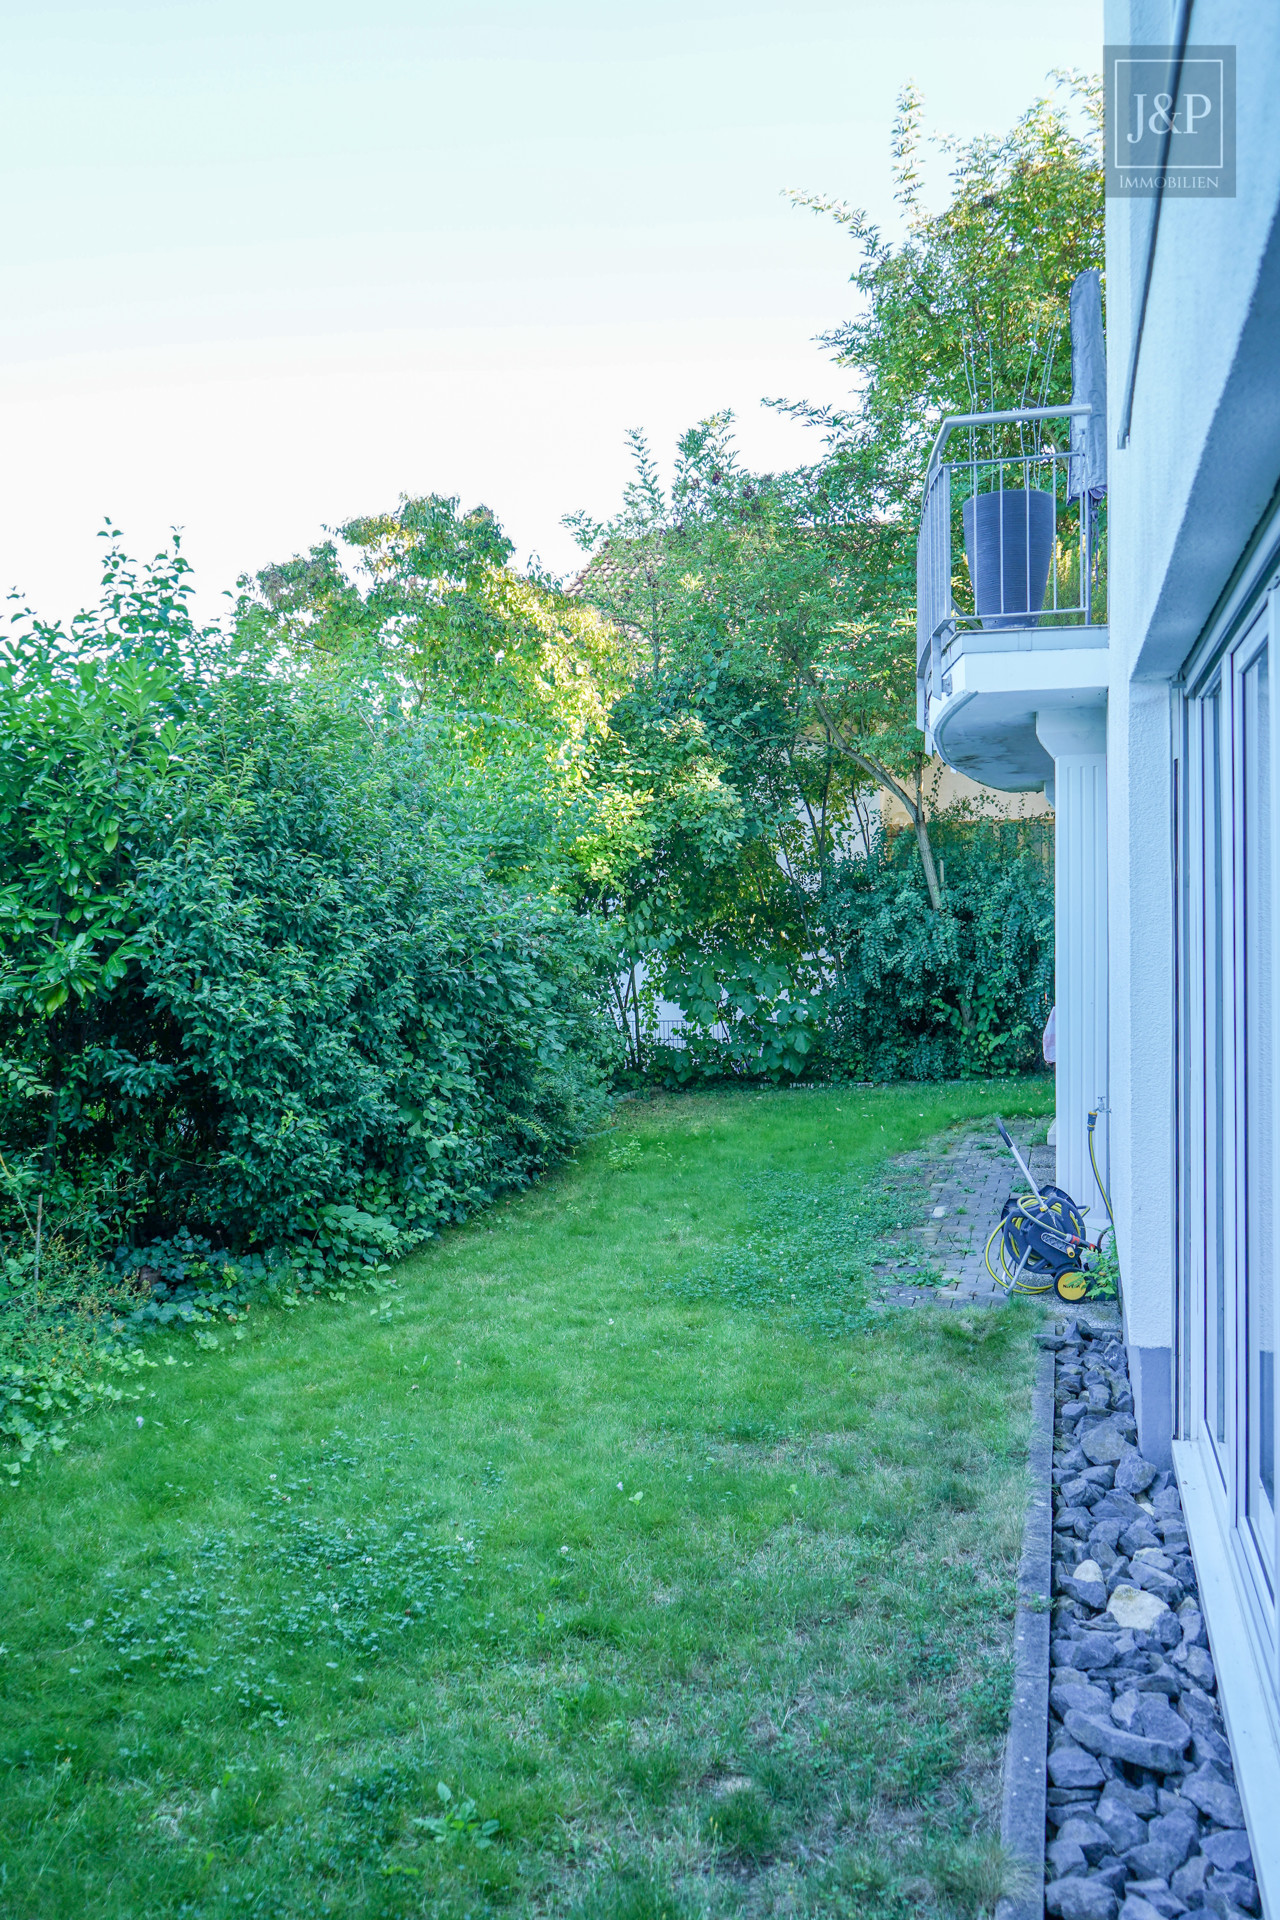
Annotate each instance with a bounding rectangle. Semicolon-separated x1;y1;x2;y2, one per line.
994;1341;1056;1920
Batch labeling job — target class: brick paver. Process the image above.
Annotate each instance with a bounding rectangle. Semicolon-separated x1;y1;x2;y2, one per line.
871;1118;1058;1309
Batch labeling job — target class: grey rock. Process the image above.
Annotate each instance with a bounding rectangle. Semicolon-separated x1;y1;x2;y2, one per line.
1115;1453;1159;1495
1049;1742;1108;1789
1127;1842;1192;1883
1200;1831;1253;1874
1072;1633;1123;1671
1126;1814;1198;1880
1048;1796;1104;1826
1108;1586;1175;1634
1157;1790;1199;1820
1155;1608;1185;1650
1130;1562;1185;1607
1084;1421;1138;1465
1065;1707;1183;1773
1182;1644;1216;1688
1066;1563;1111;1610
1057;1815;1114;1864
1101;1778;1159;1818
1095;1491;1143;1526
1065;1474;1103;1506
1153;1487;1183;1514
1121;1522;1165;1555
1137;1664;1183;1698
1048;1837;1090;1877
1182;1764;1245;1829
1177;1684;1222;1736
1132;1547;1176;1573
1120;1897;1172;1920
1097;1494;1145;1528
1062;1506;1097;1538
1046;1879;1119;1920
1053;1680;1114;1720
1129;1697;1193;1749
1110;1688;1143;1729
1171;1854;1211;1903
1192;1728;1235;1770
1207;1872;1259;1915
1091;1796;1148;1853
1126;1883;1188;1920
1092;1519;1125;1552
1203;1890;1251;1920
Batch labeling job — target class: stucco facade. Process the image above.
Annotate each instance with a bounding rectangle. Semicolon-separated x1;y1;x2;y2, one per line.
918;6;1280;1904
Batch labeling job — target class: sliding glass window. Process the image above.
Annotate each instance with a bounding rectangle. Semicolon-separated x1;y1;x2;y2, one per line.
1180;596;1278;1661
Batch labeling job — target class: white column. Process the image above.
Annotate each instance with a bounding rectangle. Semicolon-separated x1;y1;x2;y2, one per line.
1106;675;1176;1463
1037;706;1109;1225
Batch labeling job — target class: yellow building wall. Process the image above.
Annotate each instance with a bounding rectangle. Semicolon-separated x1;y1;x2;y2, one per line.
879;757;1053;830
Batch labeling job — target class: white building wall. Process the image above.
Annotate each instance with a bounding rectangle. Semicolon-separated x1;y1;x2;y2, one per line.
1104;0;1280;1882
1109;0;1280;677
1107;0;1280;1458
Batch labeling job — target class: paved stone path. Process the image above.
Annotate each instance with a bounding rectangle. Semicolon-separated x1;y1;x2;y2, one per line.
870;1117;1088;1310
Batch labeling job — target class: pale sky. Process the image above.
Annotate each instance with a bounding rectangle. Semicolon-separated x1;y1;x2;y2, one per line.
0;0;1102;623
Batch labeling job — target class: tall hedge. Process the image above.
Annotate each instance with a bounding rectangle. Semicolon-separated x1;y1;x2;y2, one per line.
0;556;614;1283
822;817;1054;1081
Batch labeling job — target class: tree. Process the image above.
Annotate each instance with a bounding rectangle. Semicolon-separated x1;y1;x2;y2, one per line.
779;74;1104;895
237;493;638;891
788;74;1104;498
569;414;932;916
240;492;630;752
567;80;1102;1055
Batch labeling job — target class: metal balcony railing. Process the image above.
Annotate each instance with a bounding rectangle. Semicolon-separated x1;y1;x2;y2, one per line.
915;404;1108;734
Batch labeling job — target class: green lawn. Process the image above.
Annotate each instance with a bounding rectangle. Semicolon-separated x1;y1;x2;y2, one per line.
0;1080;1052;1920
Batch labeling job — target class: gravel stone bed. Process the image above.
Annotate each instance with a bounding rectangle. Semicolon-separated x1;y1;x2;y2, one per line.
1043;1317;1257;1920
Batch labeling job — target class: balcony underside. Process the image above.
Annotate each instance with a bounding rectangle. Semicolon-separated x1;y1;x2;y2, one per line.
926;625;1109;792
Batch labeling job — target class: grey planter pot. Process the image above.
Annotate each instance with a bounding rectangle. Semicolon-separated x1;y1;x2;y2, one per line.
961;488;1056;629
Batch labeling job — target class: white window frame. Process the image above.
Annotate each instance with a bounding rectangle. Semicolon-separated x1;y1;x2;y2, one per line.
1177;573;1280;1833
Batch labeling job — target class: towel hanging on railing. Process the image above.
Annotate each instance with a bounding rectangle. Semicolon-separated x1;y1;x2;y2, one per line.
1068;269;1107;504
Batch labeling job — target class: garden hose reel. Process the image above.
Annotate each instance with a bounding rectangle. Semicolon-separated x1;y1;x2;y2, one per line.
984;1113;1114;1302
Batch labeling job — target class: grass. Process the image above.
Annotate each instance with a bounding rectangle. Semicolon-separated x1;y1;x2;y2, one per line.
0;1079;1053;1920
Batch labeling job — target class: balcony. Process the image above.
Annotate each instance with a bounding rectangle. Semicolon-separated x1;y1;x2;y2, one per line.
915;404;1108;791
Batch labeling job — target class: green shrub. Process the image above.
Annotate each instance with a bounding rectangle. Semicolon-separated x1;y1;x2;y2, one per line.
822;817;1053;1080
637;817;1051;1087
0;539;616;1463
